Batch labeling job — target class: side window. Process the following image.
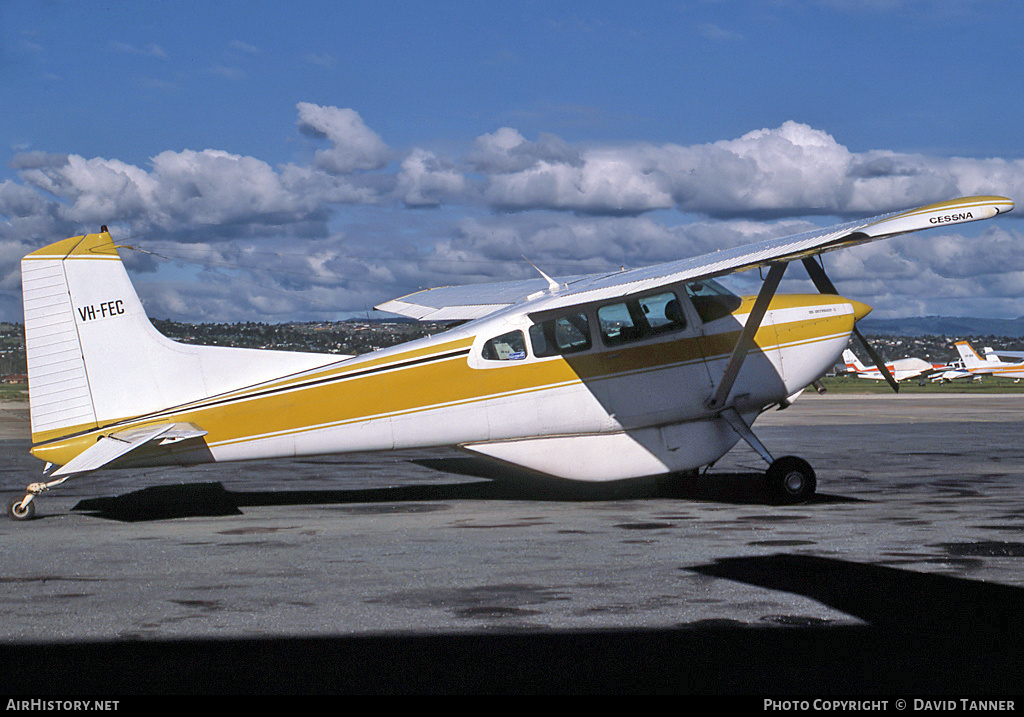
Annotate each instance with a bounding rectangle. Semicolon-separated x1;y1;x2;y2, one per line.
598;292;687;346
598;302;644;345
686;280;742;324
641;292;687;334
529;313;592;357
481;330;527;361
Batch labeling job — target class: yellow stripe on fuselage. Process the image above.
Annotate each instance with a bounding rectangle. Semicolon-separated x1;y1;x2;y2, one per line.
30;293;856;467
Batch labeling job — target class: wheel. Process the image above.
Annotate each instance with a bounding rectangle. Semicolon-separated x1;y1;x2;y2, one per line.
766;456;816;504
8;496;36;521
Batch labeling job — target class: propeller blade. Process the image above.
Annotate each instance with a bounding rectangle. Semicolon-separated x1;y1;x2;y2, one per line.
853;325;900;393
801;257;899;393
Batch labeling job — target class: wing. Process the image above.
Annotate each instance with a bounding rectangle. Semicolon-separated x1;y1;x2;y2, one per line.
375;196;1013;320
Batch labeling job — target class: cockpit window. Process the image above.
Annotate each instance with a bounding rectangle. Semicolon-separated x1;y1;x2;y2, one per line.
598;292;687;346
529;313;592;357
685;279;742;323
481;330;527;361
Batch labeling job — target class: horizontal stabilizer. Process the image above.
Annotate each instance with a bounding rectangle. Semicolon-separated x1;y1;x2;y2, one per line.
50;423;208;477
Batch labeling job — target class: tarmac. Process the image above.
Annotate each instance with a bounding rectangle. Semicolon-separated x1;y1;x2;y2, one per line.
2;394;1024;695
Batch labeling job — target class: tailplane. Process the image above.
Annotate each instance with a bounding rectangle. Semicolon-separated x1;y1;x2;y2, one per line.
22;230;341;445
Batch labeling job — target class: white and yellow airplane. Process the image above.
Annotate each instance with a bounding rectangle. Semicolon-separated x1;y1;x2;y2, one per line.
6;196;1014;520
841;349;938;384
955;339;1024;380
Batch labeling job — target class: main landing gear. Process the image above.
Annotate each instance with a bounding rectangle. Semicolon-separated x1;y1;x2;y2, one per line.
721;408;817;505
765;455;816;505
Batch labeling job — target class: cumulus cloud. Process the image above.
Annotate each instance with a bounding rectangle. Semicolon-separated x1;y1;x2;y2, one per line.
296;103;391;174
468;121;1024;219
2;108;1024;322
397;148;468;207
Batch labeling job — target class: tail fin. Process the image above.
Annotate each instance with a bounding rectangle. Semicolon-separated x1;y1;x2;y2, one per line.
22;230;339;444
954;340;986;369
842;349;865;373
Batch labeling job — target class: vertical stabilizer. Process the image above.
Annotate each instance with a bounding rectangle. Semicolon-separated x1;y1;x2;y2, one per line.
22;230;342;445
954;341;986;369
842;349;866;373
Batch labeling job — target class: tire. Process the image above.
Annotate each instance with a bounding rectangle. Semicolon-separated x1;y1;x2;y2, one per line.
766;456;816;504
8;497;36;521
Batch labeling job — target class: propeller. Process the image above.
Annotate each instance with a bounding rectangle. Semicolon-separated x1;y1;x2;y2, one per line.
801;256;899;393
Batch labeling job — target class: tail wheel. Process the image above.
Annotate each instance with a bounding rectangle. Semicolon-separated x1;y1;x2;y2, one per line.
8;497;36;521
766;456;816;504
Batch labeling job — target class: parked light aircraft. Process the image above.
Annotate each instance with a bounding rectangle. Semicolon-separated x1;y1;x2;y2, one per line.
983;345;1024;362
6;196;1014;520
955;340;1024;380
841;349;938;384
929;359;975;383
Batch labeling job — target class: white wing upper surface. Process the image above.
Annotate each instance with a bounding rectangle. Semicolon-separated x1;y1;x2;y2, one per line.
375;196;1014;321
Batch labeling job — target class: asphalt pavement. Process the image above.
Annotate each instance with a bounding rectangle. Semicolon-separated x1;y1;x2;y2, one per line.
2;395;1023;694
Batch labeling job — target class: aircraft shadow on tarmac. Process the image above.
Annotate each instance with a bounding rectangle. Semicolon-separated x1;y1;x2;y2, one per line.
3;553;1022;694
69;456;859;522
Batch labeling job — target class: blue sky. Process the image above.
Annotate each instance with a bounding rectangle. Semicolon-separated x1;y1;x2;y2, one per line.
3;0;1024;323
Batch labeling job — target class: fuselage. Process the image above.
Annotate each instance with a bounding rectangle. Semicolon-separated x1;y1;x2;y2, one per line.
31;281;862;480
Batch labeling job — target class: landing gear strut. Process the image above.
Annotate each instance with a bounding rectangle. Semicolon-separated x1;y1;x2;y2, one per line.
721;408;817;504
7;473;73;521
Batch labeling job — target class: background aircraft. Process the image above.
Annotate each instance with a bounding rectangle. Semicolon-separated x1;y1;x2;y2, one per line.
841;349;938;384
983;346;1024;362
7;196;1014;520
928;358;976;383
955;340;1024;380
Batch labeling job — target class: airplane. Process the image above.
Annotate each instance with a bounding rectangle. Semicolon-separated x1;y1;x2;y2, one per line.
983;345;1024;362
6;195;1014;521
841;349;938;384
955;340;1024;380
928;358;976;383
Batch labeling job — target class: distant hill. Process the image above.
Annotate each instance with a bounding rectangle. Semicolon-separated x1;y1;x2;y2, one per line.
858;316;1024;338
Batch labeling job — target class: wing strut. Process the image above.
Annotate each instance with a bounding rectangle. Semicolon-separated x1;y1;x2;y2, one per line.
706;262;788;411
801;257;899;393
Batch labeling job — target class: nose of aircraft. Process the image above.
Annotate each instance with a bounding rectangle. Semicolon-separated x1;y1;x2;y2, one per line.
849;299;873;321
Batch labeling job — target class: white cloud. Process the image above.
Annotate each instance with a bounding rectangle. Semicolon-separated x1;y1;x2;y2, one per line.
2;110;1024;322
397;148;468;207
296;103;391;174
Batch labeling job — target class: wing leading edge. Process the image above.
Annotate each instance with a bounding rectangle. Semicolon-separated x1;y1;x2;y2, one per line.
375;196;1013;321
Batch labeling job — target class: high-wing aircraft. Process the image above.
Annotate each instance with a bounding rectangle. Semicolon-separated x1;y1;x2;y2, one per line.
955;340;1024;379
983;345;1024;362
841;349;938;383
6;196;1014;520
